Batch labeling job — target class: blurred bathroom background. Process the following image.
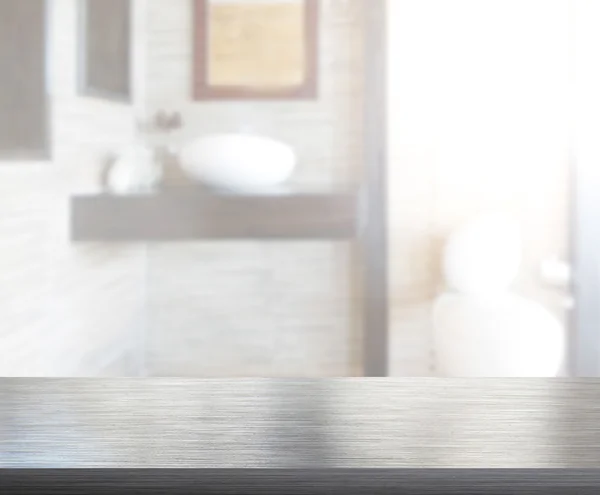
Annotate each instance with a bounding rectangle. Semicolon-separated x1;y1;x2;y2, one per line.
0;0;586;377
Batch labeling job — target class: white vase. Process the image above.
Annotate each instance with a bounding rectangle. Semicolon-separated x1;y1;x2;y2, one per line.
107;144;163;195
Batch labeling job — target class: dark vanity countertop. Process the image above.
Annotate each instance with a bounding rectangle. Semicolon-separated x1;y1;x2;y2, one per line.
70;186;361;242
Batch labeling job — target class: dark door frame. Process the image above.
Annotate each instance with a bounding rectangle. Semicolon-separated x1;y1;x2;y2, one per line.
361;0;389;376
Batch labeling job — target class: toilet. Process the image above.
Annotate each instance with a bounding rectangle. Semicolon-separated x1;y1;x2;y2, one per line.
432;213;566;377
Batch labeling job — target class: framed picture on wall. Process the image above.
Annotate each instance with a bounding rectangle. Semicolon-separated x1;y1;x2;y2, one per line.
193;0;319;100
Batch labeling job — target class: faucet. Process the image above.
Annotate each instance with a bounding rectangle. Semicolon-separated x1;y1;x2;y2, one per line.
135;110;184;164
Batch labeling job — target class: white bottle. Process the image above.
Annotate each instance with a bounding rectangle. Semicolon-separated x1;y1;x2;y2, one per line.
107;144;163;195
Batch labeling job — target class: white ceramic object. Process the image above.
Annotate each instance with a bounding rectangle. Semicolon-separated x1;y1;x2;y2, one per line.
443;212;522;295
540;258;572;288
107;144;162;195
432;212;566;377
433;293;565;377
178;134;296;192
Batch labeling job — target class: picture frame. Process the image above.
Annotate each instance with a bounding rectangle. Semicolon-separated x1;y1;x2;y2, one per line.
193;0;319;100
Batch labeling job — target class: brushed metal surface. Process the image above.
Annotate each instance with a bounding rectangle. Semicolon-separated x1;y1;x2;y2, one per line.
2;379;600;468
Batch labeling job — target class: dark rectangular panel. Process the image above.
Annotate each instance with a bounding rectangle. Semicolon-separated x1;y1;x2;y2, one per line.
361;0;388;376
82;0;131;100
0;0;48;159
2;470;600;495
70;190;359;241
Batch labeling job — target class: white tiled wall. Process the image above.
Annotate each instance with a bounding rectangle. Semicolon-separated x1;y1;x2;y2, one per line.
0;0;145;376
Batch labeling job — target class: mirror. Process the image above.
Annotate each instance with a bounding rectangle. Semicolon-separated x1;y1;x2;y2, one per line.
80;0;131;101
0;0;133;162
0;0;49;159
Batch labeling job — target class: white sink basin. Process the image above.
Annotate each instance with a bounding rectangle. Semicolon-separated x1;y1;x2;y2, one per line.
178;134;296;193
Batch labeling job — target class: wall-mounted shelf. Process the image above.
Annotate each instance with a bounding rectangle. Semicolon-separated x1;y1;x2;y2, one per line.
70;187;360;242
